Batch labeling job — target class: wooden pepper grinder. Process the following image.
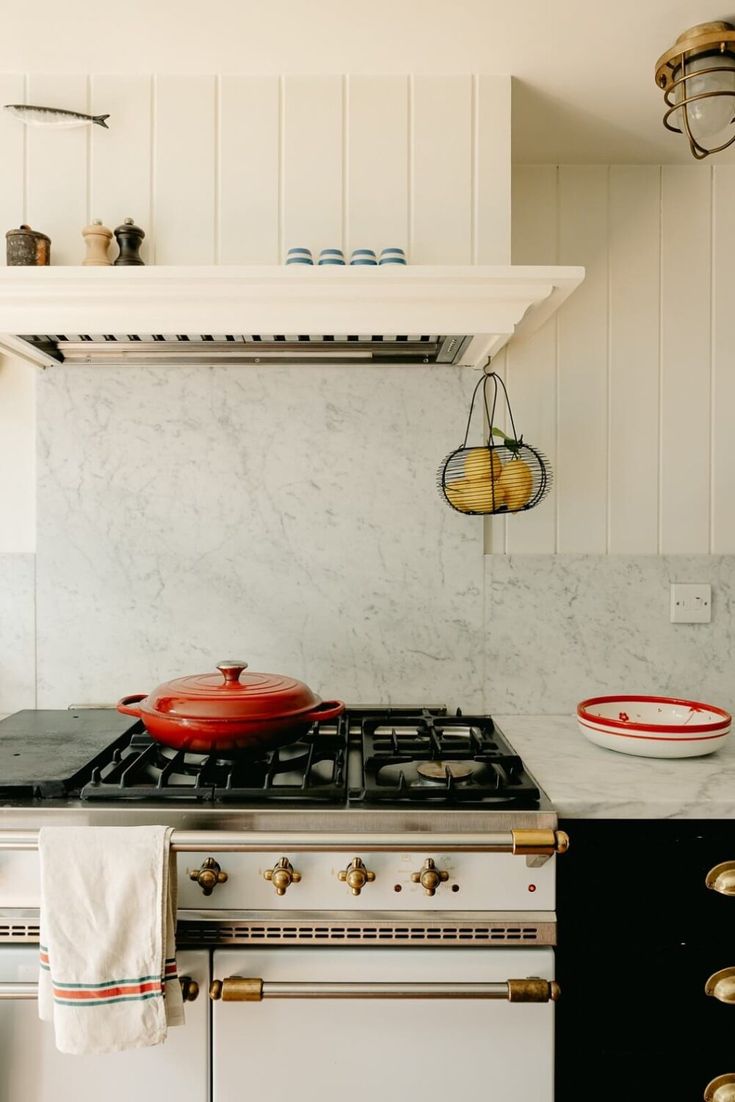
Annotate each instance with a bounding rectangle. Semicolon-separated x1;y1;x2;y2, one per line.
81;220;113;265
113;217;145;265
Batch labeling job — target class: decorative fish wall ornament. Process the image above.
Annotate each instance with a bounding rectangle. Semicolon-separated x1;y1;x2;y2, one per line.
3;104;110;129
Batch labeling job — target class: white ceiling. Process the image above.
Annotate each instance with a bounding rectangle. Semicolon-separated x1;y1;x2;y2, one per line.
1;0;732;162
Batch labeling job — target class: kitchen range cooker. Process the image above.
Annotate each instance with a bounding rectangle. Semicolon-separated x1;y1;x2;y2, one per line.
0;704;566;1102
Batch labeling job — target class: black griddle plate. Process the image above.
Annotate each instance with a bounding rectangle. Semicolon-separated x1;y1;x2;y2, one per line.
0;710;137;797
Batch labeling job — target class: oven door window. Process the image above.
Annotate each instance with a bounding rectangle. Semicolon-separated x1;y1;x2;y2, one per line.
213;947;555;1102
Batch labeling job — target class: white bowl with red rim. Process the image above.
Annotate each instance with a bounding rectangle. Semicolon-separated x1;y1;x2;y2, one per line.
577;695;732;759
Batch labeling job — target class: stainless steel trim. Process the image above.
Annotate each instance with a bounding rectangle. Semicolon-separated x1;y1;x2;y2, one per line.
0;807;558;833
0;829;558;853
260;981;513;999
0;983;36;1000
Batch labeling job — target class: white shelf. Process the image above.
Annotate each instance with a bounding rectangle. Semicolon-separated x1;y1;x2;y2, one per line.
0;264;584;369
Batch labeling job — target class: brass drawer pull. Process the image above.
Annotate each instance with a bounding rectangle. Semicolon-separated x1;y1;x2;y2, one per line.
706;863;735;896
705;1074;735;1101
209;975;560;1003
705;968;735;1004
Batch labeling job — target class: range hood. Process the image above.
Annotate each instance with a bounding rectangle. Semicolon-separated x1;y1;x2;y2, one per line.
0;265;584;369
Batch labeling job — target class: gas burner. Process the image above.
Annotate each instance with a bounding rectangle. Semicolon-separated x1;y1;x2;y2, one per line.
353;711;541;807
81;722;348;803
416;760;477;784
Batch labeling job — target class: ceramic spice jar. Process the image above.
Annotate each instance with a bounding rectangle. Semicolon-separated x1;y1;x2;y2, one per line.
82;220;113;265
113;217;145;265
6;224;50;266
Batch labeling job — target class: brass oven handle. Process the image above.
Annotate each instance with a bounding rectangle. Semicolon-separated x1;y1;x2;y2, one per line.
209;976;560;1002
706;863;735;896
706;1075;735;1101
705;968;735;1004
511;830;570;857
0;976;200;1002
0;829;569;854
189;857;228;896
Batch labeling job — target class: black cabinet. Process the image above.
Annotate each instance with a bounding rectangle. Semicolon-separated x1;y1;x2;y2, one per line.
556;819;735;1100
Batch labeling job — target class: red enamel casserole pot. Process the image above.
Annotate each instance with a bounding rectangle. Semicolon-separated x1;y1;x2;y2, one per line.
117;660;345;753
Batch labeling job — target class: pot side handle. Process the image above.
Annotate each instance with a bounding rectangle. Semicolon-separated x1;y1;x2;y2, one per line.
307;700;345;723
117;693;147;718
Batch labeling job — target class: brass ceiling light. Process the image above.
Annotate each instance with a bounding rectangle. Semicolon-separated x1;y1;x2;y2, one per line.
655;21;735;158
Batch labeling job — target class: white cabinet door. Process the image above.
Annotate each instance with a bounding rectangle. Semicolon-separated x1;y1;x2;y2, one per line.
213;947;555;1102
0;948;209;1102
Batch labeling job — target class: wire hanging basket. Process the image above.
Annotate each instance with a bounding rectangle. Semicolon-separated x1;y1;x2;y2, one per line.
437;372;552;516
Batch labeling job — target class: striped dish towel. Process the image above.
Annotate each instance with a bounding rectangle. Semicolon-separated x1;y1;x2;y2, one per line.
38;825;184;1054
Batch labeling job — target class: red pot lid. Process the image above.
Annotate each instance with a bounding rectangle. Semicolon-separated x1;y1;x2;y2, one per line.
142;661;323;723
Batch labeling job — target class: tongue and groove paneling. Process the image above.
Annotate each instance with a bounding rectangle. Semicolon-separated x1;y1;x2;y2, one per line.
25;74;89;266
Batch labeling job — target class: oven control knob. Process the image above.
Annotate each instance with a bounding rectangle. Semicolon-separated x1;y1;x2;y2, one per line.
705;1074;735;1101
338;857;376;896
411;858;449;896
189;857;228;896
264;857;302;896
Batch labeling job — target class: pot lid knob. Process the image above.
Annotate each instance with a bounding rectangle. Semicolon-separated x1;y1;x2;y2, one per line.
216;660;249;684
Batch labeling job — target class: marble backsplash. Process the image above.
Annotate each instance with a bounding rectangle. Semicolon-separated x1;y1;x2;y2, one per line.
0;553;35;713
485;555;735;714
35;364;486;709
1;363;732;718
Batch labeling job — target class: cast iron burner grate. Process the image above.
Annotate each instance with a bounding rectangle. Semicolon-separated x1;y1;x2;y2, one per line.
81;720;347;804
351;711;540;807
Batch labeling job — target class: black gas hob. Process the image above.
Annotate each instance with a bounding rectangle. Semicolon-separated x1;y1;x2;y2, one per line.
0;707;541;809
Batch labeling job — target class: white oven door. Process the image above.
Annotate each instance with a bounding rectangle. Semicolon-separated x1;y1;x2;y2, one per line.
0;947;209;1102
212;947;555;1102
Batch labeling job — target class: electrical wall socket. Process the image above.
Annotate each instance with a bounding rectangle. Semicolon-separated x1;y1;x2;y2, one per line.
670;583;712;624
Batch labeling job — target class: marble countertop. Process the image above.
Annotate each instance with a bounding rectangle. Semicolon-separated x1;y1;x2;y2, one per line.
500;714;735;820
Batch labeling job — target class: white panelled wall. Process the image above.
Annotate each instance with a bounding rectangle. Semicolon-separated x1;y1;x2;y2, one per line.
0;71;510;553
491;163;735;555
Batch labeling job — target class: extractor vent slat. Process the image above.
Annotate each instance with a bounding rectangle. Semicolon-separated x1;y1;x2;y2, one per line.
17;334;470;366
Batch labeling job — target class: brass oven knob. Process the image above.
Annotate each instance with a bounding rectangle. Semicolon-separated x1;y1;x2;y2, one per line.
264;857;301;896
338;857;376;896
706;863;735;896
705;968;735;1005
189;857;228;896
705;1074;735;1101
411;858;449;896
179;976;200;1002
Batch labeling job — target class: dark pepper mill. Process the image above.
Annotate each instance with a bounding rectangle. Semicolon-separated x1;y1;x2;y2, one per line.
113;217;145;265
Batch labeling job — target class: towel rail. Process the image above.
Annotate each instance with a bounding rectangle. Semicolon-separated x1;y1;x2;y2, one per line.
0;978;200;1001
0;829;568;857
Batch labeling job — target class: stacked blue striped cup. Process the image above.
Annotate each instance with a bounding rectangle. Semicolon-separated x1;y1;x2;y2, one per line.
286;247;314;266
350;248;378;266
318;248;346;265
379;247;407;266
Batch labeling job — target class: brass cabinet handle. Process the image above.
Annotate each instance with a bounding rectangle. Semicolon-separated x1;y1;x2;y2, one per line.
264;857;301;896
338;857;376;896
705;968;735;1004
188;857;228;896
706;863;735;896
209;975;560;1002
705;1074;735;1101
411;858;449;896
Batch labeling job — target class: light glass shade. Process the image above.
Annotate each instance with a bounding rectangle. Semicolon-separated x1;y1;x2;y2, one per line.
673;51;735;144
